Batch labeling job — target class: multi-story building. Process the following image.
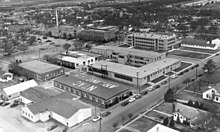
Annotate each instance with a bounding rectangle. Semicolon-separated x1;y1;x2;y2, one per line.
126;32;181;50
19;60;64;81
91;45;166;67
89;58;181;86
50;25;82;38
78;26;119;42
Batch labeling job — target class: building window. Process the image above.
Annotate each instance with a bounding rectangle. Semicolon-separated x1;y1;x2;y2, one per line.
114;73;132;82
206;94;209;98
216;97;218;101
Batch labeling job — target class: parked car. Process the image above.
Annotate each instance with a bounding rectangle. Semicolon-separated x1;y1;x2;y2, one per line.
155;85;160;89
197;74;203;77
47;124;58;131
162;81;167;84
45;40;52;43
92;116;101;122
42;36;47;39
134;94;142;99
215;53;219;56
0;100;4;106
39;47;47;50
128;97;136;103
178;72;183;75
101;111;111;117
2;102;10;107
49;42;55;45
121;101;129;107
141;90;148;95
191;78;196;82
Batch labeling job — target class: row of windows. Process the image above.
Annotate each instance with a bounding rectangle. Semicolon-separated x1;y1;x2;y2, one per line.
23;111;33;119
114;73;133;82
55;83;105;104
135;44;154;48
134;37;155;41
135;41;155;45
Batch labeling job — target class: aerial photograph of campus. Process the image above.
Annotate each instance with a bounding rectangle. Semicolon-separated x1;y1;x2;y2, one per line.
1;0;220;132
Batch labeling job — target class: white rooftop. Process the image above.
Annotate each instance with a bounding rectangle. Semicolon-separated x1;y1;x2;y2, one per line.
3;80;38;96
147;124;179;132
92;58;180;78
127;32;176;39
93;45;164;58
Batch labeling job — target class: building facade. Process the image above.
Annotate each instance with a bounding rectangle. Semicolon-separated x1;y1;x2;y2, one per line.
50;25;82;38
203;87;220;103
54;74;131;108
89;58;181;86
78;26;119;42
19;60;64;81
126;32;181;50
91;45;166;67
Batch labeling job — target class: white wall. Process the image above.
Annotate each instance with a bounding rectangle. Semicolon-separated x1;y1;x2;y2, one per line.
203;88;220;103
21;107;40;122
40;111;51;122
20;96;33;105
68;108;92;127
51;111;68;126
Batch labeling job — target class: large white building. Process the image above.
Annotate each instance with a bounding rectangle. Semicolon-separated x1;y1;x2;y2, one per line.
89;58;181;86
91;45;166;67
148;124;179;132
21;92;91;127
126;32;181;50
203;84;220;103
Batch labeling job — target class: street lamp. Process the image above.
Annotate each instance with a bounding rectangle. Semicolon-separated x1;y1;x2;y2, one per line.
137;72;140;94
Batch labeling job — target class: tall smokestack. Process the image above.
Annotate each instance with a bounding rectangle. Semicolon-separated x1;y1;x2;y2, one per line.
56;9;59;27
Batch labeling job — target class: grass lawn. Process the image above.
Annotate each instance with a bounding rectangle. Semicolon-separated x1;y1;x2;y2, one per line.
185;80;210;93
169;50;210;59
201;69;220;84
180;47;219;54
145;111;169;120
173;62;192;72
128;117;157;132
154;102;174;114
175;91;220;113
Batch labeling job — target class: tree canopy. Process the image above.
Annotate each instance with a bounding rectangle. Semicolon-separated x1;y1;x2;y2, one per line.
164;88;175;102
203;59;216;74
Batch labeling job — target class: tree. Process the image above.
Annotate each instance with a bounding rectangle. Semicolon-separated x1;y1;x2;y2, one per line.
194;101;200;108
11;39;20;47
163;117;169;126
203;59;216;74
164;88;174;102
46;31;52;37
62;43;71;54
28;36;37;45
63;33;67;39
2;41;14;55
169;118;175;128
112;122;118;129
8;62;22;76
188;100;194;107
73;41;82;50
18;44;28;52
20;33;27;44
128;113;133;119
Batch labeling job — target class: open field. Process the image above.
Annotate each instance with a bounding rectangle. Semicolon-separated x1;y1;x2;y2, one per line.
154;102;174;114
169;50;210;60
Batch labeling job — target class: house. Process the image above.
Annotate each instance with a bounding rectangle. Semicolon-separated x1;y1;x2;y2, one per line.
1;80;38;100
0;71;13;83
21;92;91;127
148;124;179;132
203;83;220;103
182;38;218;50
210;38;220;48
20;86;58;105
173;103;211;129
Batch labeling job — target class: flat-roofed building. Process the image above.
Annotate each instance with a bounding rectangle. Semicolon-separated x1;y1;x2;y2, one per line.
126;32;181;50
91;45;166;67
89;58;181;86
54;74;131;108
48;51;101;69
50;25;82;38
19;60;64;81
78;26;119;42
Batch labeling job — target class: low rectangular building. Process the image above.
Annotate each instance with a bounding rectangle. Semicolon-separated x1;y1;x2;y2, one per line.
50;25;82;38
89;58;181;86
1;80;38;100
91;45;166;67
54;74;131;108
21;92;91;127
182;38;218;50
19;60;64;81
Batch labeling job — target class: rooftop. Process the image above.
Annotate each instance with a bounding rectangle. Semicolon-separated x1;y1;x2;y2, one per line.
174;103;211;124
93;45;164;58
3;80;38;96
54;74;130;100
19;60;62;74
92;58;180;78
27;92;89;118
182;38;216;47
127;32;176;39
20;87;58;103
147;124;179;132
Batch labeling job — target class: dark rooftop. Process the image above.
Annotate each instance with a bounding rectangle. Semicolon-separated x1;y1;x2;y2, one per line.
54;74;130;100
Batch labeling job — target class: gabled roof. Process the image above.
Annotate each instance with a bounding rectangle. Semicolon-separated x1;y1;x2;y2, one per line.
27;92;89;119
3;80;38;96
20;87;57;103
148;124;179;132
174;103;211;124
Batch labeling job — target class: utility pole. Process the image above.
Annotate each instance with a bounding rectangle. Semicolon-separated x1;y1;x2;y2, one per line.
195;64;198;80
137;72;140;93
99;112;101;132
168;75;171;89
